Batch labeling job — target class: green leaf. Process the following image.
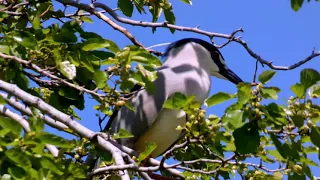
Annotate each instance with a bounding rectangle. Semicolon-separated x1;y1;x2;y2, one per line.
222;109;245;129
52;30;77;43
237;82;252;105
91;50;114;60
112;129;134;139
0;117;23;135
0;44;10;54
82;38;119;52
40;157;63;175
233;123;260;154
261;86;280;100
80;16;93;23
11;30;37;50
310;126;320;148
138;142;157;161
8;167;25;180
258;70;276;84
291;115;304;128
118;0;134;17
125;101;135;112
0;96;6;104
291;83;305;98
32;13;41;30
268;149;285;161
291;0;304;11
300;68;320;90
163;8;176;33
131;52;162;67
29;116;44;133
37;133;74;148
205;92;236;107
270;134;287;159
264;103;287;125
273;172;283;180
164;92;195;109
181;0;192;5
93;70;108;88
5;148;31;169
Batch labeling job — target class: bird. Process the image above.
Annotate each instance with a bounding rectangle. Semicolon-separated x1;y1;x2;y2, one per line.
103;38;243;158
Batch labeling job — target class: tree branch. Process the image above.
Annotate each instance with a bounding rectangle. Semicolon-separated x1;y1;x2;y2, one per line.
56;0;320;70
0;80;130;180
0;104;59;157
0;92;70;132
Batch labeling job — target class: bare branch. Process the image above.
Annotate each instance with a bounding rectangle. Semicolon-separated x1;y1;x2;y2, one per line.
56;0;320;70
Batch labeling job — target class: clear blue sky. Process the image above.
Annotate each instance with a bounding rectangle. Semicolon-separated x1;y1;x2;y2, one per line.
48;0;320;179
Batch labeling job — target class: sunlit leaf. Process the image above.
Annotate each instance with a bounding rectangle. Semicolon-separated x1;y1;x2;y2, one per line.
11;30;37;50
205;92;236;107
112;129;134;139
93;70;108;88
222;109;245;129
261;86;280;100
258;70;276;84
0;117;23;135
138;142;157;161
291;83;305;98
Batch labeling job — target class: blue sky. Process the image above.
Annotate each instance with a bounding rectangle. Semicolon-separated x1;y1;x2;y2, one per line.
47;0;320;179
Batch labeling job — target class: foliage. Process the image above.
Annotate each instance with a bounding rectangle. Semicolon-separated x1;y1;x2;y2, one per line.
0;0;319;180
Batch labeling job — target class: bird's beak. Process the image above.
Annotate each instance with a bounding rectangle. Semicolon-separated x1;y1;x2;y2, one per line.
219;67;243;85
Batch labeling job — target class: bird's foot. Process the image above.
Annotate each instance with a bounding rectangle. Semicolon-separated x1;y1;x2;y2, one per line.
141;154;154;167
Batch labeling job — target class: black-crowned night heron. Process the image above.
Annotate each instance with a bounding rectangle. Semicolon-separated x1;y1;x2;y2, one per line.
104;38;243;157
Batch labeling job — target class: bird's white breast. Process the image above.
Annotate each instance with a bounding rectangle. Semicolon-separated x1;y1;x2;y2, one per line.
133;66;211;157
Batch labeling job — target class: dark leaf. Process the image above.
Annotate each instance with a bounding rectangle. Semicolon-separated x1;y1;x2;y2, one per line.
310;126;320;148
291;0;304;11
118;0;134;17
52;30;77;43
300;68;320;90
233;123;260;154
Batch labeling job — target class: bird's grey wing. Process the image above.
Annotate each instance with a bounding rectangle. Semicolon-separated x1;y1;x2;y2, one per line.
106;71;168;148
103;84;142;132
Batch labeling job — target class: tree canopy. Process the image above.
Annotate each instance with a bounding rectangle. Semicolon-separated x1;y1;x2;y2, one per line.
0;0;319;180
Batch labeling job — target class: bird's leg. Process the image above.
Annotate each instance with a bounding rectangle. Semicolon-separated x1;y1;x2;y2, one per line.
140;156;177;180
147;172;177;180
141;154;153;167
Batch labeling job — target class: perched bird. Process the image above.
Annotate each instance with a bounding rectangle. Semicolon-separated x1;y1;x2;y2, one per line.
104;38;243;157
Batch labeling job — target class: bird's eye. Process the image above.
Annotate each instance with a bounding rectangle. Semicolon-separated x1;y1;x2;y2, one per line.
210;51;220;62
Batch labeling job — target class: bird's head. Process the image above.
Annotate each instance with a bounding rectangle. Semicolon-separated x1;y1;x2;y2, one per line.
164;38;243;85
